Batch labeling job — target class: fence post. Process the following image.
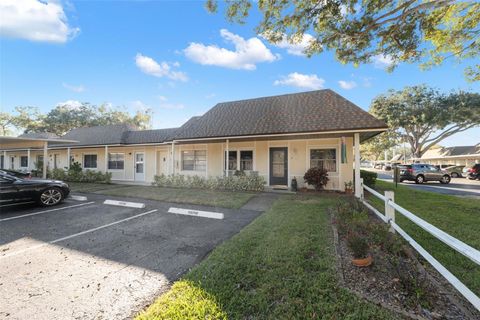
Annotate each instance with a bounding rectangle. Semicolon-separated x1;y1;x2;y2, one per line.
359;178;364;200
384;191;395;233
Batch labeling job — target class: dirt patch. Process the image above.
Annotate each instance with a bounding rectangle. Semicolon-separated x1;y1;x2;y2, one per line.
330;208;479;320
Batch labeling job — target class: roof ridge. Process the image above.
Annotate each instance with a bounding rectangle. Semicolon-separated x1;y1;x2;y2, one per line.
215;89;330;105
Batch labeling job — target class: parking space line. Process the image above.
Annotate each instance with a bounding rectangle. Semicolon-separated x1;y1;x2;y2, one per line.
0;209;158;259
0;201;36;208
0;202;96;222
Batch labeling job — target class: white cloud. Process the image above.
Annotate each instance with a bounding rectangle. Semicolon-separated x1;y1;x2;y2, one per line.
56;100;83;109
205;93;216;99
0;0;79;43
155;96;185;110
274;72;325;90
269;33;315;56
130;100;151;112
338;80;357;90
184;29;279;70
135;53;188;81
372;54;394;69
62;83;85;93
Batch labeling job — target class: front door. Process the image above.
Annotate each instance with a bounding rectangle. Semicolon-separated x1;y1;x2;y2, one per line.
134;152;145;181
269;147;288;186
157;151;169;175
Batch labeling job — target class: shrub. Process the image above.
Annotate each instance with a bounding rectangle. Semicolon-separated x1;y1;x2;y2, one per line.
303;167;329;191
347;233;369;259
360;170;377;187
49;168;67;181
47;165;111;183
152;173;265;192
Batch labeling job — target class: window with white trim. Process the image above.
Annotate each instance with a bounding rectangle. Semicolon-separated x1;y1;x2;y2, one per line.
108;153;124;170
310;148;337;172
182;150;206;171
20;156;28;167
83;154;97;169
224;150;254;171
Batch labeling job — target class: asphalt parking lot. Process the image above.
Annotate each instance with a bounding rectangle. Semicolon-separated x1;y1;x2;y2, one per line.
0;193;262;320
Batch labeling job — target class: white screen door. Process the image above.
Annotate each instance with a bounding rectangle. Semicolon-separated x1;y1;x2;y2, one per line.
134;152;145;181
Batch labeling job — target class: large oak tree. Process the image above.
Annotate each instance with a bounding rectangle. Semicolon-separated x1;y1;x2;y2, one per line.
3;103;152;136
370;85;480;158
207;0;480;80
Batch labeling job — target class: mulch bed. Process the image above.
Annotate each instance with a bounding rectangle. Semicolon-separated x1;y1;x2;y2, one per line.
330;211;479;320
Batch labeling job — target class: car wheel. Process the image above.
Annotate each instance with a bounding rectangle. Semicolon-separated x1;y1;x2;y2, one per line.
399;179;404;183
451;172;459;178
415;175;425;184
38;187;64;206
440;175;451;184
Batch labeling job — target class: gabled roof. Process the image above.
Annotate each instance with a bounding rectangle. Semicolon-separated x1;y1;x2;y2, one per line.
47;124;179;147
172;89;387;140
422;144;480;158
124;128;178;144
50;124;136;147
28;89;387;147
19;132;60;139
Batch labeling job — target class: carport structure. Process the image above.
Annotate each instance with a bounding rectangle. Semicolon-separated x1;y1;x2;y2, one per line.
0;136;77;178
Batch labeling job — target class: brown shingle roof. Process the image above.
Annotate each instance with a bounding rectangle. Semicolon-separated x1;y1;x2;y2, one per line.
124;128;178;144
173;89;386;140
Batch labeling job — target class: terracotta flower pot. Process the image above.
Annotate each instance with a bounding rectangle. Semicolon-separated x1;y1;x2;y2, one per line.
352;254;373;267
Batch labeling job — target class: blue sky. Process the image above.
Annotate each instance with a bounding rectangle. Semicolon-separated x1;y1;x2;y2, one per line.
0;0;478;146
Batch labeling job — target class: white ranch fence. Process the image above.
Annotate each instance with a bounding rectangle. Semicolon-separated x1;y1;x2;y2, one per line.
358;178;480;311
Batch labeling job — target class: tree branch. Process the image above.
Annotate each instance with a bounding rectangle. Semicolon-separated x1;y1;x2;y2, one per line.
422;124;477;153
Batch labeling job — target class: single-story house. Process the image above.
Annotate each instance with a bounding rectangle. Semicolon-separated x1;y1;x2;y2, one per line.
0;90;387;194
414;144;480;167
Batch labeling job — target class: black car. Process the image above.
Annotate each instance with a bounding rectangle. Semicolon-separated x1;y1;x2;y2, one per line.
0;169;32;179
398;163;451;184
0;173;70;207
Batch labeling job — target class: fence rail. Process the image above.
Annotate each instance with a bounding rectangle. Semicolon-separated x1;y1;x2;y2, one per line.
359;180;480;311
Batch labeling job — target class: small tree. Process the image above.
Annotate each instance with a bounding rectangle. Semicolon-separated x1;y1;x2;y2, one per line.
304;167;329;191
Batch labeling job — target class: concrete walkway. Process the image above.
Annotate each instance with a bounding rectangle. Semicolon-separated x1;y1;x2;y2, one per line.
241;193;280;212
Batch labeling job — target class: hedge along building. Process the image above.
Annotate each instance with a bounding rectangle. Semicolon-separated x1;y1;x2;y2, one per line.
0;90;388;194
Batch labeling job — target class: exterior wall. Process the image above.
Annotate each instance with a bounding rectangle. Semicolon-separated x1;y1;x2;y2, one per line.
1;136;355;191
174;137;354;191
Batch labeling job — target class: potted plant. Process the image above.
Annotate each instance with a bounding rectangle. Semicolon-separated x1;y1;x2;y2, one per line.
344;181;353;194
303;167;329;191
347;233;372;267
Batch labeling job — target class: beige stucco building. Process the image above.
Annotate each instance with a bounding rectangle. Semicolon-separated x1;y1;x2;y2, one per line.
1;90;387;193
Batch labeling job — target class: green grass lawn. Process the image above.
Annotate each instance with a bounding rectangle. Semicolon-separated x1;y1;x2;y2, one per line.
367;180;480;296
82;184;256;209
68;182;128;193
136;194;396;320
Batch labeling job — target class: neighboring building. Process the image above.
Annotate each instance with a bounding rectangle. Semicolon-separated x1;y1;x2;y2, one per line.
416;144;480;167
0;90;387;192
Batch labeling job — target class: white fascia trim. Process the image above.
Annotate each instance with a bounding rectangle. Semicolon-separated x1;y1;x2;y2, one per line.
170;127;388;143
